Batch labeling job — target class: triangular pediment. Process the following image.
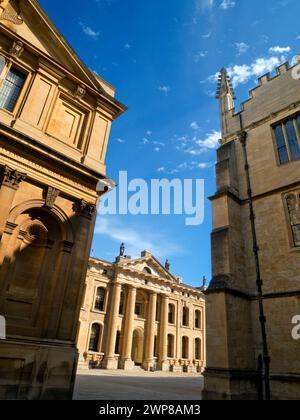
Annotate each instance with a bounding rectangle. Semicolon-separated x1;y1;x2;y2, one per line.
0;0;106;92
120;254;177;283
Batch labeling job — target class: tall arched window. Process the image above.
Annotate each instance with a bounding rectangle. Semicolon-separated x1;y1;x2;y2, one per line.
115;331;121;354
94;287;106;312
167;334;174;358
195;338;202;360
182;307;189;326
182;336;189;359
119;291;125;315
195;310;201;329
168;304;175;324
154;335;158;358
88;324;101;352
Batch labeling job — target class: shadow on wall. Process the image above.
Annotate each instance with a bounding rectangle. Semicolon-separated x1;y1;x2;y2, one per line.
0;190;95;400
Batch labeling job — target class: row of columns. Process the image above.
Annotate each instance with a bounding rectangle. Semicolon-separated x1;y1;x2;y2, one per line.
102;281;169;371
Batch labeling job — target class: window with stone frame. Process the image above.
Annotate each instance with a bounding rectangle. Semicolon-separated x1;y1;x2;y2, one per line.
285;191;300;247
0;65;26;112
94;287;106;312
195;310;202;329
182;306;189;327
88;324;101;352
274;114;300;164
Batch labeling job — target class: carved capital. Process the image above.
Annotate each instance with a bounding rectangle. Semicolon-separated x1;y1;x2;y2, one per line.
44;186;60;209
2;166;26;189
74;199;96;220
9;40;24;58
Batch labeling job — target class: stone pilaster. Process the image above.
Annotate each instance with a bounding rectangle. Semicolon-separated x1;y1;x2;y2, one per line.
158;295;169;371
0;166;26;240
143;292;157;371
119;285;136;370
102;281;122;370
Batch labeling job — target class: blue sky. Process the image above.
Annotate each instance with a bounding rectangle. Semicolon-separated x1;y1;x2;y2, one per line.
40;0;300;287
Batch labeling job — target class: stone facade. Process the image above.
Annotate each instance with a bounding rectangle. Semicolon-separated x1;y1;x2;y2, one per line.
203;63;300;399
77;251;206;374
0;0;126;399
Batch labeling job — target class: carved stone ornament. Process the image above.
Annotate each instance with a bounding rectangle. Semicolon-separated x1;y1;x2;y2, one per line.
2;165;26;189
0;0;23;25
9;40;24;58
73;84;86;100
44;186;60;209
285;192;300;247
74;199;96;220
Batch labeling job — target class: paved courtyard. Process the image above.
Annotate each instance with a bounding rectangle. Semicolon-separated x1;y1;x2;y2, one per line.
73;369;203;400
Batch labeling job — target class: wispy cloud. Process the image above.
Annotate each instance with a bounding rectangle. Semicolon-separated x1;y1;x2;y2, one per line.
159;85;171;96
116;138;125;144
157;160;214;175
79;21;100;39
194;51;208;62
268;46;291;54
235;42;249;56
124;43;131;49
95;217;182;259
190;121;200;130
185;130;221;155
220;0;236;10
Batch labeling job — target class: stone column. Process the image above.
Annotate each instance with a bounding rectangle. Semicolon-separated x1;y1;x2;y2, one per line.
103;281;122;370
119;285;136;370
143;292;157;371
158;294;169;371
0;166;26;240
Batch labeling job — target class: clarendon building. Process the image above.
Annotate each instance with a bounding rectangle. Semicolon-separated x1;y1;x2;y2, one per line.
77;249;206;373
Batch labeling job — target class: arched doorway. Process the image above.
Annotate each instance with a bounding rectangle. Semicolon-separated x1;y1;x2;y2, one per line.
131;329;144;366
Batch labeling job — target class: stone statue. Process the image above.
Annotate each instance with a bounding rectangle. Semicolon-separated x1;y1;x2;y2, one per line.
165;259;170;271
120;242;125;257
202;276;207;289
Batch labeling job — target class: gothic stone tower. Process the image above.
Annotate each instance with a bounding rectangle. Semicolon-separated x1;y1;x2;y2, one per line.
203;61;300;400
0;0;126;399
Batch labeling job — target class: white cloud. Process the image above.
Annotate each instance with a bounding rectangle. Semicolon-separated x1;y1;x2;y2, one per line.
146;131;152;136
202;31;212;39
159;86;171;96
153;141;166;147
95;217;182;259
235;42;249;55
186;130;221;155
154;147;161;152
220;0;235;9
208;55;285;88
190;121;199;130
268;46;291;54
124;43;131;49
79;21;100;39
116;138;125;144
196;0;214;13
194;51;208;62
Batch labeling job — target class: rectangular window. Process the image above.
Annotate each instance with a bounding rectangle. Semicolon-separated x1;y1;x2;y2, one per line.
274;115;300;164
0;67;26;112
135;303;142;316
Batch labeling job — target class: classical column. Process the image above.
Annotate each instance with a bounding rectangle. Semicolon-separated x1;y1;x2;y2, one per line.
143;292;157;371
158;294;169;371
119;285;136;370
0;166;26;240
102;281;122;369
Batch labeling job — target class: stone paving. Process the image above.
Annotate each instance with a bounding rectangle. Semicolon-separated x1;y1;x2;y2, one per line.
73;369;203;400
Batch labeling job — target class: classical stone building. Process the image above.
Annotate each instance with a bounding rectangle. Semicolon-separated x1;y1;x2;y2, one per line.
77;249;206;373
203;60;300;399
0;0;125;399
